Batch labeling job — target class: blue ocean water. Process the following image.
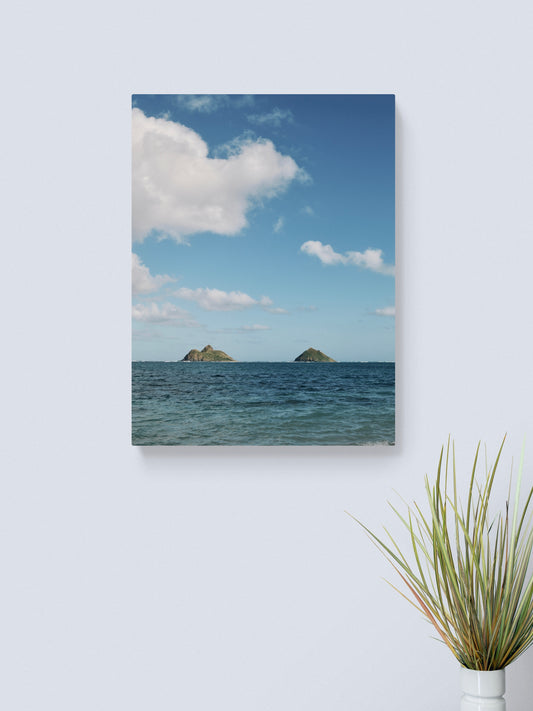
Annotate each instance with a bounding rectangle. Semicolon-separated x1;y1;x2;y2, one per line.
132;362;395;446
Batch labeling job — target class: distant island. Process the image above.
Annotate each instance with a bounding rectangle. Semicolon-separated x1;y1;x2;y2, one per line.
182;345;236;362
179;345;336;362
294;348;336;362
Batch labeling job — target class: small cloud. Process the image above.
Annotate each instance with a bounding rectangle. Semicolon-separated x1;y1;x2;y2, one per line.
375;306;395;317
173;287;287;314
247;107;294;127
175;287;271;312
242;324;270;331
300;240;395;276
132;253;175;295
301;206;314;216
132;302;198;326
346;249;395;276
176;95;255;113
265;307;289;314
273;217;284;233
296;305;318;312
300;240;345;265
176;95;229;113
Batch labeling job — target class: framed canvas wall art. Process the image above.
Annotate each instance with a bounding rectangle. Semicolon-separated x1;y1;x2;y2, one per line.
132;94;395;445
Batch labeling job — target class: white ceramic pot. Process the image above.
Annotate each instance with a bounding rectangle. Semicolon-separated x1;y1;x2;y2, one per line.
460;668;506;710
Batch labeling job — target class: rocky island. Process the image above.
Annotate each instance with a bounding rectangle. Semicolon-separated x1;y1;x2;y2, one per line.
182;345;236;362
294;348;336;362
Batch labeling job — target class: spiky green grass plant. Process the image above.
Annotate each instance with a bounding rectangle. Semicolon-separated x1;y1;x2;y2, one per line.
348;438;533;670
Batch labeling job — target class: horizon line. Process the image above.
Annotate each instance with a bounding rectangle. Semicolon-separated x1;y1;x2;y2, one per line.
132;360;396;363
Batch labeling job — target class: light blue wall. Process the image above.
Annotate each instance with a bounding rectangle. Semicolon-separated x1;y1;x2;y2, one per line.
2;0;533;709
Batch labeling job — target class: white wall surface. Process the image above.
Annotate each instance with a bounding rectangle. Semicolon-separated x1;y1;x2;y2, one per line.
2;1;533;709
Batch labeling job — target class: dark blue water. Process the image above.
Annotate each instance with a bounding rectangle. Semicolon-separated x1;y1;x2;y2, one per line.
132;362;395;446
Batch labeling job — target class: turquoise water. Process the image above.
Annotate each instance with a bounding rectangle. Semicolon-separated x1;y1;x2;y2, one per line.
132;361;395;446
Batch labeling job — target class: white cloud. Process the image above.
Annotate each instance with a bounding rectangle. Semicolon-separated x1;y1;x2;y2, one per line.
174;287;270;312
301;205;315;216
375;306;396;317
300;240;395;275
242;324;270;331
346;249;395;275
176;95;228;112
248;108;294;127
132;302;197;325
176;95;254;113
132;253;174;295
132;108;305;242
300;240;345;265
265;307;289;314
273;217;284;233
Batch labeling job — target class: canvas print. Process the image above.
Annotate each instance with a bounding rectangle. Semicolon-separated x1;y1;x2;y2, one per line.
132;94;395;445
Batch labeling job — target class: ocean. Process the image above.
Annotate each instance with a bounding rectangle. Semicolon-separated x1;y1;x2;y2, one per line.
132;361;395;446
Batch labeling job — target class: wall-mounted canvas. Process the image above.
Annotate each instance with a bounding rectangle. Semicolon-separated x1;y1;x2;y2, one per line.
132;94;395;445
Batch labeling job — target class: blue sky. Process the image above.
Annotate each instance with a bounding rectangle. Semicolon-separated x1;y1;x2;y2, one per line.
132;94;395;361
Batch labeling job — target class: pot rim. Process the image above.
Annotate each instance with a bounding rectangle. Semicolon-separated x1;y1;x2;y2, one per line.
460;666;505;699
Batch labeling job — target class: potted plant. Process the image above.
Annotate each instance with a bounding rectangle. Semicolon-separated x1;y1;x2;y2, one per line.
348;437;533;708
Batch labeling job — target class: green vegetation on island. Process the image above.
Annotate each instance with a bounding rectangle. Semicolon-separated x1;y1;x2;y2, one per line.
182;345;236;362
294;348;336;362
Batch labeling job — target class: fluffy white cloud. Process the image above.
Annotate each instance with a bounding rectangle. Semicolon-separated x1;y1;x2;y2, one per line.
174;287;273;312
375;306;396;317
301;205;315;216
132;253;174;295
273;217;284;233
132;302;196;325
300;240;395;275
300;240;345;265
346;249;395;275
247;107;294;127
132;108;305;242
